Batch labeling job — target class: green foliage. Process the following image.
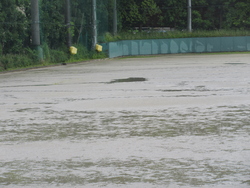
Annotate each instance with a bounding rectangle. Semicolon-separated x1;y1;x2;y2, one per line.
65;44;91;63
2;0;250;72
104;30;250;42
223;1;250;29
71;0;110;48
0;46;43;71
67;44;107;62
71;0;92;48
0;43;109;71
42;43;51;61
40;0;66;49
0;53;37;70
158;0;186;30
192;10;212;30
90;51;107;59
103;32;122;42
141;0;162;26
0;0;30;54
119;0;162;30
49;50;68;64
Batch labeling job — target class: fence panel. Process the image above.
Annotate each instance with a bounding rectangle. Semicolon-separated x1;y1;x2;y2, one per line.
107;36;250;58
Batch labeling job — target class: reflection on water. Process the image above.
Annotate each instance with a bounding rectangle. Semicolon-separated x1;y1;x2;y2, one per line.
0;105;250;187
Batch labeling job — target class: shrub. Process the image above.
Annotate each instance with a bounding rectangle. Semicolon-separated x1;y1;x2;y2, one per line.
0;62;4;71
0;54;35;70
42;43;51;61
90;51;107;59
49;50;68;63
69;44;89;61
68;44;107;62
104;30;250;42
0;43;109;71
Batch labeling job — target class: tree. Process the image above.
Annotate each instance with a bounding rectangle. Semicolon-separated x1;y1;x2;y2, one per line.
0;0;30;54
205;0;225;29
119;0;162;30
223;0;250;29
119;0;142;29
192;0;212;30
140;0;162;27
40;0;66;49
159;0;187;30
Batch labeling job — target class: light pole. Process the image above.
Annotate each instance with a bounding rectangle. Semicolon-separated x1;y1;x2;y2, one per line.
113;0;117;35
31;0;43;60
92;0;97;50
65;0;72;48
187;0;192;32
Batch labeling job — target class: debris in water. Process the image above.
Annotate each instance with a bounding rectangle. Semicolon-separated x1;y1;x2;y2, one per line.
109;77;147;84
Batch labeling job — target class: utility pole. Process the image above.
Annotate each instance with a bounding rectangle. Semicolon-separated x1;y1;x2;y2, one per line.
31;0;43;60
92;0;97;50
65;0;72;48
113;0;117;35
187;0;192;32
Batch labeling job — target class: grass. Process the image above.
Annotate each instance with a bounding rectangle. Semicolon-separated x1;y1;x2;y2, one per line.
104;30;250;42
1;30;250;72
193;51;250;55
117;51;250;60
0;44;108;72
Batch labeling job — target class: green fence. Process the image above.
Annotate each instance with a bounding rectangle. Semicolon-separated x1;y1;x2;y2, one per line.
106;36;250;58
40;0;110;50
0;0;111;54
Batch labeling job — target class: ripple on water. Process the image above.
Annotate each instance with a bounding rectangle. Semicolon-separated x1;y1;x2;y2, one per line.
0;105;250;187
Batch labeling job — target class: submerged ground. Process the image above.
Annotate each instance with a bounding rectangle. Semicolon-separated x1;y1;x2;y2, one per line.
0;54;250;188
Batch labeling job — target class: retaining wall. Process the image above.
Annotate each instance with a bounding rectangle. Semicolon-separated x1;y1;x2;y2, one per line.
103;36;250;58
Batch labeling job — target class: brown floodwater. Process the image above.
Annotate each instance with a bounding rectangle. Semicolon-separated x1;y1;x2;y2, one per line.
0;54;250;188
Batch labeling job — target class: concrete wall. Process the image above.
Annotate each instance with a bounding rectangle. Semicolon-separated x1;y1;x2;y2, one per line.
104;36;250;58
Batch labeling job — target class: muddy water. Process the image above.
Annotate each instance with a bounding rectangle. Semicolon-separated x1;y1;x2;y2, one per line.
0;54;250;188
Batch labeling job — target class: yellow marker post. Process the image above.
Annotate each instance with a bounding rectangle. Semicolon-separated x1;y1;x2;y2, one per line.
95;44;102;52
69;46;77;55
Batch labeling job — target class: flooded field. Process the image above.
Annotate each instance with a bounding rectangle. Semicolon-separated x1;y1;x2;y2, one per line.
0;54;250;188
